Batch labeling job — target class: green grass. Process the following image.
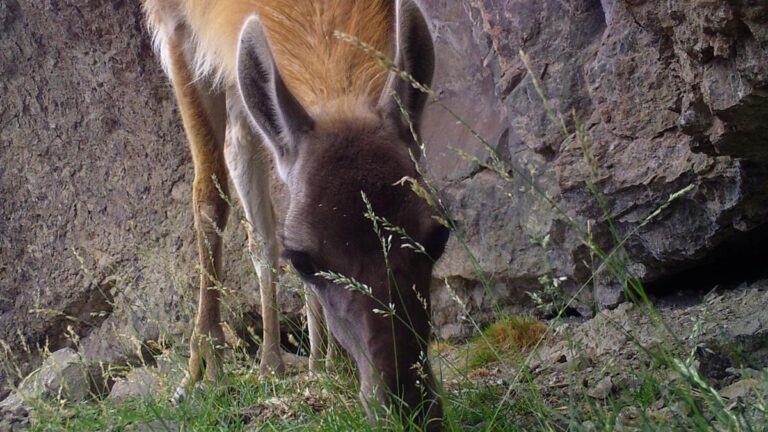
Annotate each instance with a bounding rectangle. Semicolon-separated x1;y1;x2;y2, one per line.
17;357;540;431
27;369;370;431
465;316;547;370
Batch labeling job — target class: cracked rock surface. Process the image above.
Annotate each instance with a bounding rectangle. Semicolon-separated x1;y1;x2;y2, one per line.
425;0;768;337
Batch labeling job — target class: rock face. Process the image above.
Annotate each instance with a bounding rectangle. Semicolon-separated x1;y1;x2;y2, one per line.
0;0;303;390
1;0;768;389
423;0;768;337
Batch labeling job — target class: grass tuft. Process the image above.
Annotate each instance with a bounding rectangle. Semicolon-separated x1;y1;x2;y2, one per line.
467;316;547;370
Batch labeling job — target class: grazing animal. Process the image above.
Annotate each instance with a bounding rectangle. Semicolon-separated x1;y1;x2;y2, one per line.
142;0;448;427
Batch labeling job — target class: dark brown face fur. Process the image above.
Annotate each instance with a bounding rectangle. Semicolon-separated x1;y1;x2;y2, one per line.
235;1;441;425
281;119;448;425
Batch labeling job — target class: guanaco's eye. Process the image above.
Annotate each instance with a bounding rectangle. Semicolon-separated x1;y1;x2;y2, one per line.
283;249;318;278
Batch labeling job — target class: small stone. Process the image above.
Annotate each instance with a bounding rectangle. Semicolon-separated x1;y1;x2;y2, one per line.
281;351;310;372
595;283;623;310
587;375;615;399
732;368;761;380
109;367;161;405
10;418;28;432
619;405;638;421
36;349;93;401
670;401;690;417
0;394;24;418
719;379;759;400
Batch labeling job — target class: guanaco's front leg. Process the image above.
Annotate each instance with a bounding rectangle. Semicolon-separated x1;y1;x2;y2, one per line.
224;100;285;376
167;27;229;393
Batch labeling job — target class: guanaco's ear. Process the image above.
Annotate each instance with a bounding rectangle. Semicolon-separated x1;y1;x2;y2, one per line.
237;16;314;175
379;0;435;143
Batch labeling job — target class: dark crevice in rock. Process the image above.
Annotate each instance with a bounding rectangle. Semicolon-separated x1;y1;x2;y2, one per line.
645;221;768;297
538;144;558;162
46;279;116;354
499;69;527;99
650;124;679;139
679;89;714;137
448;164;488;185
627;8;649;33
494;127;512;162
233;310;308;357
710;94;768;161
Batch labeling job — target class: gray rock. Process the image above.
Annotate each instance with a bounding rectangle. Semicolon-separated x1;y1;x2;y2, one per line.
0;417;28;432
108;367;161;405
126;420;179;432
26;348;92;401
0;348;99;414
587;375;615;399
0;394;25;420
425;0;768;334
719;378;760;401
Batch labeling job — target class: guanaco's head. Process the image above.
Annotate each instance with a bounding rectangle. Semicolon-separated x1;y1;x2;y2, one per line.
236;0;446;429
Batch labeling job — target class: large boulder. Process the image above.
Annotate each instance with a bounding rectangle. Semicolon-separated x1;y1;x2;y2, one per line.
0;348;100;410
420;0;768;338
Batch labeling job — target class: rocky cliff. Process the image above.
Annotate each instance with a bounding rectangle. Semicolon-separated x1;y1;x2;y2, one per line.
0;0;303;391
424;0;768;337
1;0;767;390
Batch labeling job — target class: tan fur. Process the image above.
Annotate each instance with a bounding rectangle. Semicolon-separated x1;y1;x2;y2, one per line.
146;0;394;118
166;26;230;383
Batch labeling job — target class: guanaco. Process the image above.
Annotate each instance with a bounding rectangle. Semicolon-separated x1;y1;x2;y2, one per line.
143;0;447;428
